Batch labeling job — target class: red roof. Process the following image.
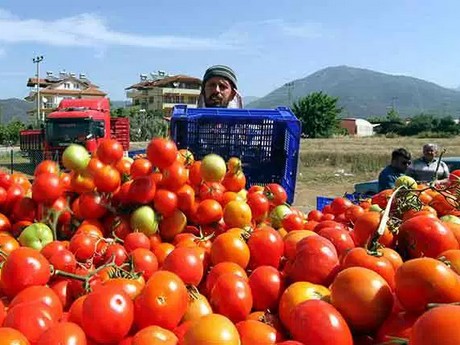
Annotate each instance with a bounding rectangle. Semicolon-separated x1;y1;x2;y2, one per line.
126;74;201;90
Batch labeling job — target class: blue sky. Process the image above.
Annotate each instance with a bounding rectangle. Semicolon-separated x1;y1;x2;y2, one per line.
1;0;460;101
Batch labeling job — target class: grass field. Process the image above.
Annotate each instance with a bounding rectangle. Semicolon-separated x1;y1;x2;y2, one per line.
2;136;460;212
295;136;460;211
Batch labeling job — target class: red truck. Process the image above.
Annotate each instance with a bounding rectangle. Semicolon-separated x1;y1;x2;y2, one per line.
20;98;130;165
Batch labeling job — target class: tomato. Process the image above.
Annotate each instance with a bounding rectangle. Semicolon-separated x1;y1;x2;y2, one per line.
32;173;63;205
283;230;318;260
182;291;213;322
161;161;188;191
176;184;195;212
200;154;227;183
278;281;330;331
290;299;353;345
4;301;55;343
397;215;459;259
317;226;355;259
3;184;26;213
409;304;460;345
247;227;284;269
124;232;150;253
281;213;304;232
77;191;109;220
115;157;132;176
70;171;95;194
1;247;51;297
96;139;124;165
288;235;340;286
177;148;195;167
344;204;365;223
147;138;178;169
0;327;30;344
81;286;134;343
9;285;63;321
394;257;460;312
104;243;128;266
68;232;99;261
381;247;404;271
0;213;12;233
104;277;145;300
37;321;86;345
375;311;419;343
183;313;240;345
159;209;187;242
236;320;278;344
188;161;203;186
196;199;223;225
248;266;285;311
210;232;250;269
152;242;175;266
67;295;86;325
313;220;345;233
0;233;19;260
352;211;393;247
134;270;188;330
264;183;287;206
222;172;246;193
330;197;353;215
130;158;153;178
341;247;396;289
330;267;394;334
11;197;37;223
162;246;204;286
223;200;252;228
153;189;178;216
247;192;270;223
132;325;178;345
93;165;121;193
210;273;253;323
204;261;248;296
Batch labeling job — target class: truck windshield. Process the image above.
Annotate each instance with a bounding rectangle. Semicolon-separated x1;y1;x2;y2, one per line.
46;119;94;146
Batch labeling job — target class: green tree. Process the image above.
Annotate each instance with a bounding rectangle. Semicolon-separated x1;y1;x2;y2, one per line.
292;92;342;138
400;114;435;136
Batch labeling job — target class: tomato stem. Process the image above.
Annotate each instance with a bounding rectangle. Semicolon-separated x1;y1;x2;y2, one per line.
374;337;408;345
0;249;9;261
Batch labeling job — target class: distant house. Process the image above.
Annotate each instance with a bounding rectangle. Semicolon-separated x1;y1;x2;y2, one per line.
125;71;202;117
25;71;107;120
340;118;376;136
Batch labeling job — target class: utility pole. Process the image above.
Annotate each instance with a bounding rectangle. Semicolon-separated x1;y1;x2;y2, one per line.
32;55;44;126
285;82;294;107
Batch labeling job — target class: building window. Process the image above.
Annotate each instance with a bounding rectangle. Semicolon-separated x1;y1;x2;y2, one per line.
64;83;71;89
149;97;154;103
134;99;140;106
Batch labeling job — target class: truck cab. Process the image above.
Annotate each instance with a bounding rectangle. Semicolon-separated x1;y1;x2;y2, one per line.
20;97;130;165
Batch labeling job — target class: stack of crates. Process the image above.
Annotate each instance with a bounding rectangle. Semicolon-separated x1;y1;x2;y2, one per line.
170;105;301;204
110;117;130;151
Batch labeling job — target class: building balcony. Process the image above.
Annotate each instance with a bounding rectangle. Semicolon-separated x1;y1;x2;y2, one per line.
161;87;201;95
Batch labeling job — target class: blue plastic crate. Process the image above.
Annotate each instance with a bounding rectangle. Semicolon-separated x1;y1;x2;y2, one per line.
316;193;367;211
170;105;301;204
127;149;146;158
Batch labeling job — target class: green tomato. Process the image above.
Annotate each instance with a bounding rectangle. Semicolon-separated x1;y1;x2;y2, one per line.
62;144;90;172
269;204;292;229
18;222;54;250
130;206;158;236
200;154;227;182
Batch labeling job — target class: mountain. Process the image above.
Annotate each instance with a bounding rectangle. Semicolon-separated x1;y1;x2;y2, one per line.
110;100;128;109
243;96;260;105
0;98;33;123
247;66;460;118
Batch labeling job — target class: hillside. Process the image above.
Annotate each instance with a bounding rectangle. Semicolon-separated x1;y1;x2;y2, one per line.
248;66;460;118
0;98;33;123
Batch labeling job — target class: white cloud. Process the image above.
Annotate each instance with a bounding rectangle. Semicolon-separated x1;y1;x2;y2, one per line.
0;9;237;50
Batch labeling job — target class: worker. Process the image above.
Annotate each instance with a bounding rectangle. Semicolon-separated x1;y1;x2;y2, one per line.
407;143;449;183
378;148;412;191
197;65;243;108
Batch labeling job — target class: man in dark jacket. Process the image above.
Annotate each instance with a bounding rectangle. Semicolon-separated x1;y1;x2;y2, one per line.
378;148;412;191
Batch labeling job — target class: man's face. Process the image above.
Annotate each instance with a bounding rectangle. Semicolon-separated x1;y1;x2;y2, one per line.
423;147;436;161
203;77;236;108
393;156;411;172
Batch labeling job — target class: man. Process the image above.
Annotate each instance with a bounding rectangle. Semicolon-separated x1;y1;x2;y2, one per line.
407;143;449;183
378;148;412;191
197;65;243;108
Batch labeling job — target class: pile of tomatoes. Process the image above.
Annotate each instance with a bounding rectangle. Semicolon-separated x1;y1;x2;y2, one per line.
0;137;460;344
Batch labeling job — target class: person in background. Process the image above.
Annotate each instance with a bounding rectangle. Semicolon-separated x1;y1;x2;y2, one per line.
407;143;449;183
378;148;412;191
197;65;243;108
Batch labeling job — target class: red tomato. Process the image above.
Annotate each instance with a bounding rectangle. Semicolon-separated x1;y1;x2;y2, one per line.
375;311;419;343
96;139;124;165
247;227;284;270
103;243;128;266
236;320;278;344
288;235;340;286
93;165;121;193
210;232;250;269
32;173;63;205
1;247;51;297
248;266;285;311
409;304;460;345
130;158;153;178
196;199;223;225
247;192;270;223
330;197;353;215
198;181;226;203
3;301;55;343
183;313;240;345
176;184;196;212
134;271;188;330
397;215;459;259
77;191;109;220
11;197;37;222
132;325;178;345
0;212;12;233
330;267;394;334
264;183;287;206
317;226;355;259
281;213;304;231
210;273;253;323
37;321;86;345
162;246;204;286
394;257;460;312
147;138;178;169
9;285;63;321
290;299;353;345
153;189;178;216
341;247;396;290
204;261;248;296
123;232;150;253
81;286;134;343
